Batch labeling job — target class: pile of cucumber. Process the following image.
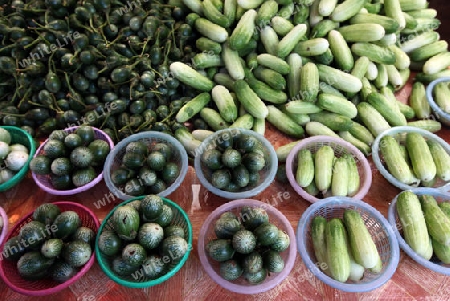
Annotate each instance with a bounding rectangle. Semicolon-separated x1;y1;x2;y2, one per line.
97;195;189;280
295;146;360;198
396;191;450;263
200;132;267;192
311;210;382;283
3;203;94;282
111;140;180;196
29;126;110;190
0;128;30;184
170;0;449;158
379;132;450;187
206;206;290;284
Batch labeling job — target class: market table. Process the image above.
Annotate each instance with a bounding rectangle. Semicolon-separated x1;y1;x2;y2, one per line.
1;80;450;301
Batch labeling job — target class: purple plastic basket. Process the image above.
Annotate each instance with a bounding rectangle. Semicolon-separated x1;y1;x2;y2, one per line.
285;136;372;204
0;201;99;296
31;126;114;195
0;207;8;247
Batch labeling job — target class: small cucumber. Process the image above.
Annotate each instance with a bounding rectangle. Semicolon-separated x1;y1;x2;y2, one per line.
326;218;351;283
405;132;437;182
396;191;433;259
314;145;334;193
331;157;349;196
296;149;314;187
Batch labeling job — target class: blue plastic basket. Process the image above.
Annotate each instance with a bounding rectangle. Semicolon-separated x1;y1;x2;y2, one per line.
372;126;450;191
388;188;450;275
297;197;400;292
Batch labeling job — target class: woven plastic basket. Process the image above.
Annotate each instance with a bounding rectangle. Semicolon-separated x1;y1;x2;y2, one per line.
372;126;450;191
95;196;193;288
0;126;36;192
194;128;278;199
103;131;188;200
0;202;99;296
425;77;450;126
197;199;297;294
31;126;114;195
388;188;450;275
0;207;8;247
297;197;400;292
285;136;372;203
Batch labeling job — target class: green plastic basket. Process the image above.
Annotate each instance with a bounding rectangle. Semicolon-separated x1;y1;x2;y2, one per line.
0;126;36;192
95;196;193;288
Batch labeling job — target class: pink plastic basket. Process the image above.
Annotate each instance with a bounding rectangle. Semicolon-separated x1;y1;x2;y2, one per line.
32;126;114;195
285;136;372;204
0;207;8;247
0;202;99;296
198;199;297;294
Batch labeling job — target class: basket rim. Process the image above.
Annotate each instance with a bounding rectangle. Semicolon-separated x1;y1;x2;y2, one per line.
31;126;114;195
0;201;100;296
372;126;450;191
102;131;189;200
194;128;278;200
0;126;37;192
0;207;8;246
285;135;372;204
388;187;450;275
425;77;450;122
296;196;400;292
197;198;297;294
95;196;193;288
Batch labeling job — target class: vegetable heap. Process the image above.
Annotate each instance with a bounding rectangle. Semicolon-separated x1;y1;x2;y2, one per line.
0;0;198;140
0;127;29;184
1;0;450;159
206;206;290;285
3;203;95;282
97;195;190;280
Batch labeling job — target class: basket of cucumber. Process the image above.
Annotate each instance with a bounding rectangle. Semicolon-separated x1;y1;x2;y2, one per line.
0;126;36;192
103;131;188;200
388;188;450;275
297;197;400;292
372;126;450;191
285;136;372;204
30;126;114;195
194;129;278;200
0;201;99;296
197;199;296;294
95;195;192;288
426;77;450;127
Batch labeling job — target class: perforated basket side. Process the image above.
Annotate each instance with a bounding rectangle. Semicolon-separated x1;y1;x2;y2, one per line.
95;196;192;288
388;188;450;275
0;202;99;296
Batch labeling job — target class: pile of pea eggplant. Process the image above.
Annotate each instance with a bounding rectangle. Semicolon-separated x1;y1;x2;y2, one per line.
0;0;201;141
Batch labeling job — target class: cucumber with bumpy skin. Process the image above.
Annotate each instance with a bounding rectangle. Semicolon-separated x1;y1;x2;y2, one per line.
343;210;381;269
326;218;351;282
314;145;334;193
405;132;436;182
296;149;314;188
396;191;433;259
